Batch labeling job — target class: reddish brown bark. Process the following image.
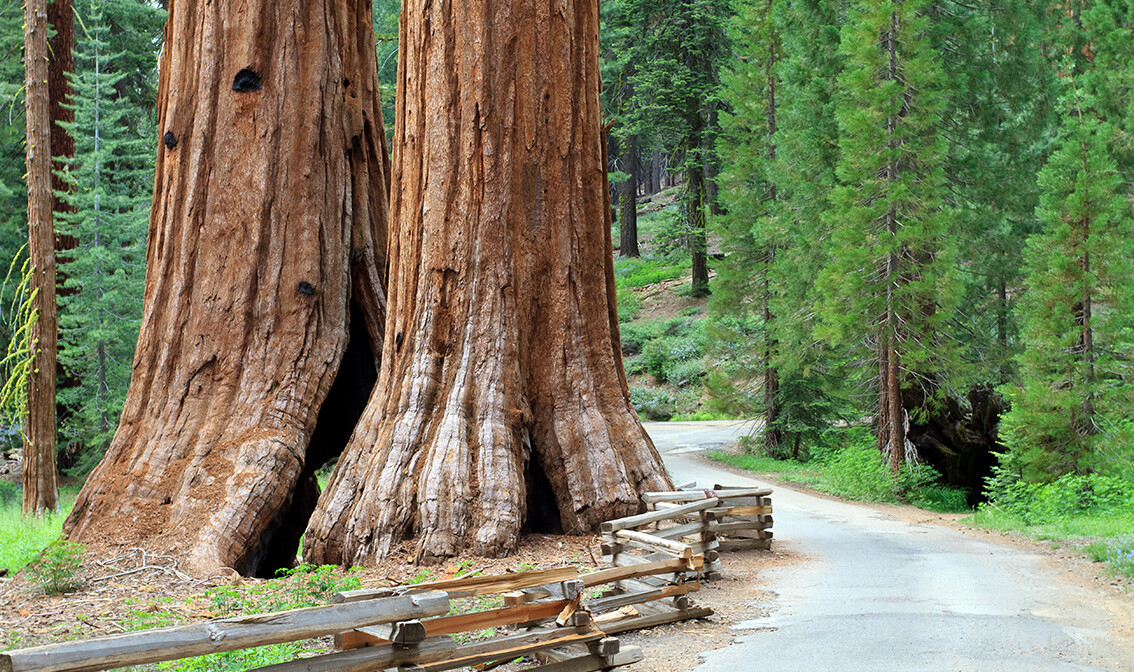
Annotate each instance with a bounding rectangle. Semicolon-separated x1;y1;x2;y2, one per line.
64;0;390;575
303;0;671;567
23;0;60;516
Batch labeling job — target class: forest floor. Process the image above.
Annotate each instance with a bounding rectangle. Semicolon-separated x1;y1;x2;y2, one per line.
0;532;800;672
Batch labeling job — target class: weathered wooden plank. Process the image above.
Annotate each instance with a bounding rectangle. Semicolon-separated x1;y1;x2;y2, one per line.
650;520;710;541
247;636;456;672
717;538;772;551
610;529;694;557
710;518;772;533
337;600;574;651
586;583;699;614
580;556;698;587
594;607;714;635
332;567;578;603
641;488;771;503
708;505;773;516
416;625;601;671
601;498;719;532
535;645;645;671
0;591;450;672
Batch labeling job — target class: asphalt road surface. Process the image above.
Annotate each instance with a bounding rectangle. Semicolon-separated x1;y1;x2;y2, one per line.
643;421;1134;672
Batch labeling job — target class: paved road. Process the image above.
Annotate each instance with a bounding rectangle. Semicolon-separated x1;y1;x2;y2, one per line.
642;421;1134;672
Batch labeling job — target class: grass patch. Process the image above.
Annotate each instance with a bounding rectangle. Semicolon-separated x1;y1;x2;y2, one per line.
966;507;1134;580
613;256;685;290
0;488;78;576
710;441;971;514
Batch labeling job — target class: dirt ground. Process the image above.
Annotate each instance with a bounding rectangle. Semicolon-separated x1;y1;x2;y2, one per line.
0;532;798;671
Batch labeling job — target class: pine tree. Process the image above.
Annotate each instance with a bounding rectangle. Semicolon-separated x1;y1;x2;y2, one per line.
711;0;781;445
55;0;156;470
1000;80;1134;480
625;0;731;297
940;0;1056;380
818;0;958;471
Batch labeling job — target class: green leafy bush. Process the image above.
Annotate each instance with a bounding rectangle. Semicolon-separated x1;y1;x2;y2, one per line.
983;471;1134;524
630;387;677;421
0;479;18;507
206;564;362;616
27;540;85;595
818;446;895;502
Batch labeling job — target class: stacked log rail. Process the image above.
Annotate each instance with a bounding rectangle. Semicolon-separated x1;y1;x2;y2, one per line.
331;559;714;671
604;484;774;581
0;560;715;672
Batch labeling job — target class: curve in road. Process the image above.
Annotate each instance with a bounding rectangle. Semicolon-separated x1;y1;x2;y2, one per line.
643;421;1134;672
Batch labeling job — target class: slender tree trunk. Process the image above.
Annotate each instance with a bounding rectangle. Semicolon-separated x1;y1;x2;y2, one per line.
762;27;780;452
49;0;76;248
687;160;710;298
49;0;79;446
304;0;671;567
23;0;60;516
877;327;890;455
649;149;662;195
619;134;640;257
64;0;390;576
882;7;904;474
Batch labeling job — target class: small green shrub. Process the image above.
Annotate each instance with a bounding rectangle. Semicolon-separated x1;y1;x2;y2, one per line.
1104;537;1134;579
616;287;640;322
983;470;1134;524
27;540;85;595
630;387;677;421
0;480;18;507
206;564;362;617
818;446;895;502
160;643;303;672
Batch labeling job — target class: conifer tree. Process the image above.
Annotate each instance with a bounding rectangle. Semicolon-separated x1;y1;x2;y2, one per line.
56;0;156;469
1000;74;1134;480
712;0;781;445
818;0;958;472
625;0;731;296
940;0;1055;380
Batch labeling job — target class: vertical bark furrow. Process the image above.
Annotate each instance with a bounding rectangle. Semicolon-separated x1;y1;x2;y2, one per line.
66;0;390;575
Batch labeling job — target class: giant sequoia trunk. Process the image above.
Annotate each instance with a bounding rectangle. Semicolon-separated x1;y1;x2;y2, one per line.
303;0;671;567
64;0;390;576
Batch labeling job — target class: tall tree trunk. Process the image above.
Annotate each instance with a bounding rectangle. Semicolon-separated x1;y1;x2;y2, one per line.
304;0;671;567
23;0;60;516
619;134;640;257
762;26;780;451
687;161;710;298
49;0;79;447
64;0;390;576
648;149;662;195
49;0;75;246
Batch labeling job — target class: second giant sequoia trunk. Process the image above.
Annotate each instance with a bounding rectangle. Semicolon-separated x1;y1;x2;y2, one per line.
304;0;671;566
64;0;390;576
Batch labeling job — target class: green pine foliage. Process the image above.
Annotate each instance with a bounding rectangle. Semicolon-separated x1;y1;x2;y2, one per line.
622;0;732;296
1000;105;1134;481
818;0;959;429
940;1;1055;380
55;0;160;470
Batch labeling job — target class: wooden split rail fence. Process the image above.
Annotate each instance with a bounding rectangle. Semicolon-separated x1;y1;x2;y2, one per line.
1;485;772;672
602;483;774;581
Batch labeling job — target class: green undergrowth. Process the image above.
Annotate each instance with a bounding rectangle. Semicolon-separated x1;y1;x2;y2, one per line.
710;429;971;513
969;472;1134;580
0;484;79;576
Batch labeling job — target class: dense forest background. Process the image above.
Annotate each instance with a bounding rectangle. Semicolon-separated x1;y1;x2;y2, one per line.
1;0;1132;510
